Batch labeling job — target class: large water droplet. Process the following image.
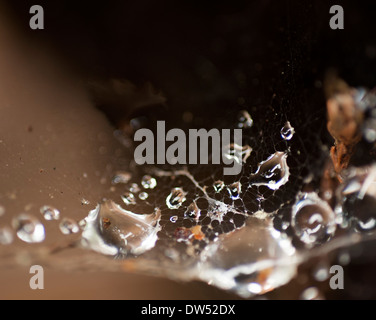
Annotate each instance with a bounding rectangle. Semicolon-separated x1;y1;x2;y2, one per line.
141;175;157;189
291;192;336;245
121;192;136;205
198;216;296;298
237;110;253;128
280;121;295;140
12;214;45;243
166;188;187;209
0;226;13;245
81;200;161;256
59;218;80;235
251;152;290;190
40;205;60;221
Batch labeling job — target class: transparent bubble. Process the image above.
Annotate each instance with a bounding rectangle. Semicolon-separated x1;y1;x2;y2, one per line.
251;152;289;190
121;192;136;205
12;214;45;243
59;218;80;235
280;121;295;140
170;215;178;223
0;226;13;245
40;205;60;221
166;188;187;210
141;175;157;189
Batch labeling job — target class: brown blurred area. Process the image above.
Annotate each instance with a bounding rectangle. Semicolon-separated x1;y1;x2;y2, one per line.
0;1;239;300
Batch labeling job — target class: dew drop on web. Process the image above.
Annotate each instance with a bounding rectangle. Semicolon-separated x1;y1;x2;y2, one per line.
12;214;45;243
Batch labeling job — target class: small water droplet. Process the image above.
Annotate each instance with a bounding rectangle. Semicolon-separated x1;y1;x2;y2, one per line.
280;121;295;140
141;175;157;189
81;198;90;205
300;287;323;300
40;205;60;221
313;263;330;282
112;171;132;184
166;188;187;209
251;152;290;190
291;192;336;245
130;183;141;193
59;218;80;235
170;215;178;223
12;214;45;243
139;192;149;200
0;226;13;245
185;201;201;220
213;180;225;193
227;182;241;200
121;192;136;205
237;110;253;128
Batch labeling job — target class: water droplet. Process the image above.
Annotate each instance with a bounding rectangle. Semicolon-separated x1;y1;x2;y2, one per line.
237;110;253;128
130;183;141;193
291;192;336;245
40;205;60;221
251;152;290;190
166;188;187;209
185;201;201;220
141;175;157;189
112;171;132;184
139;192;149;200
223;144;252;165
170;215;178;223
12;214;45;243
121;192;136;205
338;166;376;232
81;201;161;256
280;121;295;140
313;263;330;282
81;198;90;205
300;287;323;300
199;217;296;298
213;180;225;193
0;226;13;245
227;182;241;200
59;218;80;235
